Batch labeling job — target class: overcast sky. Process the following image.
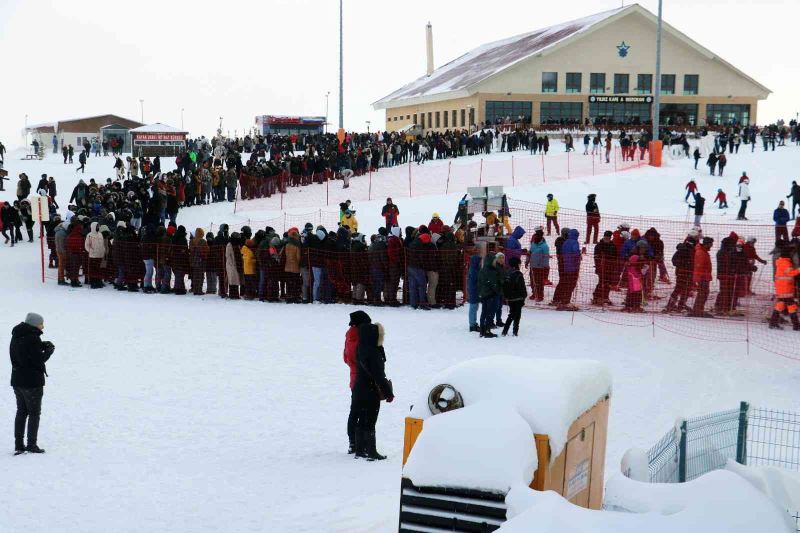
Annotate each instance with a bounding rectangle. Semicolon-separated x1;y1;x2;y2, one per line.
2;0;797;149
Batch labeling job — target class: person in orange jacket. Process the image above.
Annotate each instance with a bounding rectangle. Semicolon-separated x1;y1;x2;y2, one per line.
769;245;800;330
690;236;714;317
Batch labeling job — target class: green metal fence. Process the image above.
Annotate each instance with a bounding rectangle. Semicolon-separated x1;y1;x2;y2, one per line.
639;402;800;530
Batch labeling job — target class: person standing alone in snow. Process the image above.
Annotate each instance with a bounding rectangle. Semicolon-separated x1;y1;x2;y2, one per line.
343;310;371;454
786;181;800;219
737;179;751;220
685;180;698;202
689;193;705;227
544;194;559;236
10;312;54;454
353;321;393;460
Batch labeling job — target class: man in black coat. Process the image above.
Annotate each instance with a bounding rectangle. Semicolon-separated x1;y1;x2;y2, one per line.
664;236;696;313
10;312;54;454
353;322;393;461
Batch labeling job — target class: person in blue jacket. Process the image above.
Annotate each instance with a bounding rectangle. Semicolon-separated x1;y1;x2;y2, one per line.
527;228;550;301
774;200;791;242
552;229;581;308
504;226;526;262
466;255;482;333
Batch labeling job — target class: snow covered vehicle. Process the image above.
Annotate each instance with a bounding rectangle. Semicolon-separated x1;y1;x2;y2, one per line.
398;356;611;532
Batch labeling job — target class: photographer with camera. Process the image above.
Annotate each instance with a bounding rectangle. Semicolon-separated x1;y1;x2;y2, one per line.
9;312;54;455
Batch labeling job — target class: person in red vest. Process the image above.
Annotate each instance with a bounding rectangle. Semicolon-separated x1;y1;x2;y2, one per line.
381;197;399;231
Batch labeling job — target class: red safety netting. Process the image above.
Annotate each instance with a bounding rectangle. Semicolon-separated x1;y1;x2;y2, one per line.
233;145;645;212
40;196;800;361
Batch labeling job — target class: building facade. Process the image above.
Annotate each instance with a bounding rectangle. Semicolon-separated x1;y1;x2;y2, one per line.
26;114;144;152
374;5;770;132
255;115;326;136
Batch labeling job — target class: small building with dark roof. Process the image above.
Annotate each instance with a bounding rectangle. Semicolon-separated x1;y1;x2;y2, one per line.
26;114;144;153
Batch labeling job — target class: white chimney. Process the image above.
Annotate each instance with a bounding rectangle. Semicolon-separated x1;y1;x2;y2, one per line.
426;22;434;76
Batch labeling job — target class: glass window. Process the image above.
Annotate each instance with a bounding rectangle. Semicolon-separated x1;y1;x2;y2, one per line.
660;103;698;126
540;102;583;125
590;73;606;94
484;101;532;126
636;74;652;95
452;110;457;128
683;75;699;96
460;109;466;127
589;101;652;126
614;74;629;94
420;113;425;129
661;74;676;95
542;72;558;93
427;112;432;128
413;113;417;125
566;72;582;93
443;110;448;128
435;111;440;128
706;104;751;126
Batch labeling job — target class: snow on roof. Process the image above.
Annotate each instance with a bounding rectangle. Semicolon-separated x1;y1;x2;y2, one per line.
374;6;627;108
129;123;187;134
403;403;538;493
500;469;794;532
407;356;612;460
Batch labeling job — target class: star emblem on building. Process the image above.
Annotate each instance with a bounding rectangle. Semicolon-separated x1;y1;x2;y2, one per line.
617;41;631;57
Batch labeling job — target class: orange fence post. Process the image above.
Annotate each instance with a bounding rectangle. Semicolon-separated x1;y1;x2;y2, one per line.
648;140;663;167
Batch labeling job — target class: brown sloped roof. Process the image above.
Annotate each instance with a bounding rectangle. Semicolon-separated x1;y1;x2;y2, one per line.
28;114;144;133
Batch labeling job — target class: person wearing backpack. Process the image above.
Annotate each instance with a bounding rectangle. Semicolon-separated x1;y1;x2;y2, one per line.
663;234;697;313
353;322;393;460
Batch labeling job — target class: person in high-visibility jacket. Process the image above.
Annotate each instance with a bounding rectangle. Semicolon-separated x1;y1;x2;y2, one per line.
769;246;800;330
545;193;560;236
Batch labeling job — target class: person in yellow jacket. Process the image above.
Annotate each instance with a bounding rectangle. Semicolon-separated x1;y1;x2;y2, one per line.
342;209;358;233
769;245;800;330
545;193;560;236
241;238;258;300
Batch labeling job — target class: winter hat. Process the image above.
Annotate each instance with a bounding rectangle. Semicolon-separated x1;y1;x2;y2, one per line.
316;229;326;240
304;223;314;231
729;231;739;240
431;233;441;245
509;257;521;268
378;227;387;237
270;236;281;246
418;224;430;234
702;237;714;246
603;230;613;237
621;231;631;239
117;221;126;228
390;226;401;238
99;225;110;234
494;252;505;264
419;233;431;244
636;239;648;249
24;313;44;328
432;212;440;218
349;310;372;327
688;229;700;239
166;226;176;236
287;227;299;234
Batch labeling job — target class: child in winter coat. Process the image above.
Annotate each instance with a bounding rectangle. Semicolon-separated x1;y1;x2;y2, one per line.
622;255;646;312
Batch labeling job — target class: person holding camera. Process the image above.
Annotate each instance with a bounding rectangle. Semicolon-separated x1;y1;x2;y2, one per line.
10;312;54;454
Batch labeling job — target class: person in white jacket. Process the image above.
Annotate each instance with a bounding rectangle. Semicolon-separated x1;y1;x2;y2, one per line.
225;232;242;300
84;222;106;288
737;178;751;221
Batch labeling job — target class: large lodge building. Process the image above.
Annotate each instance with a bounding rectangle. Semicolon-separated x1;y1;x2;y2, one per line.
373;4;770;133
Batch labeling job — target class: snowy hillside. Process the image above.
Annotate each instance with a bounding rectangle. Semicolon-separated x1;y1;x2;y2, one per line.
1;142;800;532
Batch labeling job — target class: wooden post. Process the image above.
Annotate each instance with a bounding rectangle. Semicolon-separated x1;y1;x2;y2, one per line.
541;152;546;183
445;160;451;195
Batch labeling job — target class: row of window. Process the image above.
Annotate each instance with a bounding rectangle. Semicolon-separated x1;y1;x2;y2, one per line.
389;100;750;129
541;72;699;96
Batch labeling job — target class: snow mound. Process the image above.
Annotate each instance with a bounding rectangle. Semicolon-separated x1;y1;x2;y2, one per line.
726;460;800;514
403;403;537;492
500;470;794;532
408;356;612;459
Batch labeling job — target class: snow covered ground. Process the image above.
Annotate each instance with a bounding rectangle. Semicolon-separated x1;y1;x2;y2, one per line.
1;142;800;532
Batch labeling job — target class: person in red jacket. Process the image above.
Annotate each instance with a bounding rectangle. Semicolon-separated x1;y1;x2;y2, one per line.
685;180;698;202
713;189;728;208
386;226;403;305
65;220;85;287
344;310;371;454
381;198;399;230
690;236;714;317
428;212;444;234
